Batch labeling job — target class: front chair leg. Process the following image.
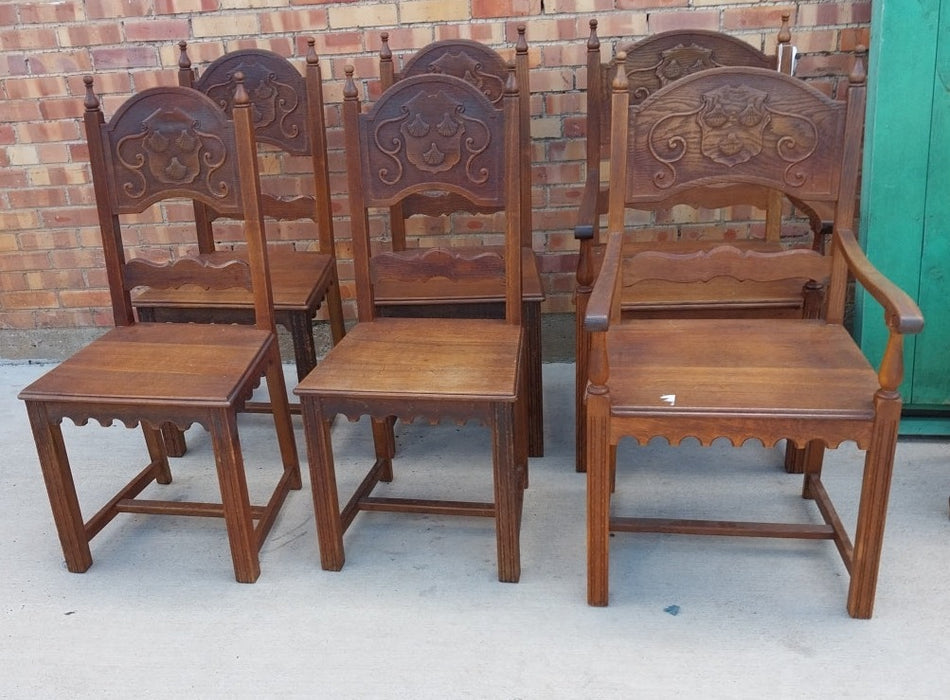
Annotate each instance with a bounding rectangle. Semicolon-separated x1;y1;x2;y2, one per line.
25;400;93;574
208;409;259;583
301;398;345;571
492;402;521;583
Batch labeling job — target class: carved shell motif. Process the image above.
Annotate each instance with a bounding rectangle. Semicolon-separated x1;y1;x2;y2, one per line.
116;106;229;200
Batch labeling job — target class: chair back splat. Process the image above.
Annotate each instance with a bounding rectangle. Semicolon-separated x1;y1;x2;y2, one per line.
584;57;924;618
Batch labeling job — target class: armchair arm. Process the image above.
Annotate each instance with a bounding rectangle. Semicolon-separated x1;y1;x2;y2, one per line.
584;230;624;333
836;228;924;335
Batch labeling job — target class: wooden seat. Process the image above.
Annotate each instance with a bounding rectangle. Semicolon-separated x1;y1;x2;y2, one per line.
584;61;924;617
573;16;830;471
133;42;345;454
294;68;528;582
376;28;545;458
19;77;301;583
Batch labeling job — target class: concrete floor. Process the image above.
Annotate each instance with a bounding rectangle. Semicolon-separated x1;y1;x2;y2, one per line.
1;361;948;697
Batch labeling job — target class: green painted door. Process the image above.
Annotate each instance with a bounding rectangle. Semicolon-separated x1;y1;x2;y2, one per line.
857;0;950;434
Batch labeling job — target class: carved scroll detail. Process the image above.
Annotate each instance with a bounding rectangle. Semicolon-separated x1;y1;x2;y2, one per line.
427;51;506;104
373;89;492;186
204;63;301;140
647;84;820;190
116;106;228;200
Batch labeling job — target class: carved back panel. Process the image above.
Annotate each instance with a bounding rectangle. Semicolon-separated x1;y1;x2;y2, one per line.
621;67;849;206
379;29;532;249
588;22;785;157
355;74;506;208
95;87;244;216
177;42;335;256
396;39;510;105
343;70;523;323
84;78;274;328
186;48;311;156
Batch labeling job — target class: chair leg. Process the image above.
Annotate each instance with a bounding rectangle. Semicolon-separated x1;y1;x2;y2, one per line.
847;395;901;619
371;416;395;483
524;301;544;458
326;275;347;346
586;393;611;606
161;423;188;458
800;440;826;500
492;401;522;583
142;424;172;485
25;400;93;574
300;397;345;571
208;409;259;583
286;311;318;381
265;354;302;490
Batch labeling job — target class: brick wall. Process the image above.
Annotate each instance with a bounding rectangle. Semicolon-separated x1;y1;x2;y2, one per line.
0;0;870;338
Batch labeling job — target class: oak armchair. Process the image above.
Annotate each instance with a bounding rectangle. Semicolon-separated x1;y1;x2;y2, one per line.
584;61;924;618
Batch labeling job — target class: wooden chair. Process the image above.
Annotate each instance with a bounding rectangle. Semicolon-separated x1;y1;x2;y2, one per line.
18;77;301;583
376;28;545;458
133;42;345;454
584;62;924;617
294;68;528;582
573;16;829;472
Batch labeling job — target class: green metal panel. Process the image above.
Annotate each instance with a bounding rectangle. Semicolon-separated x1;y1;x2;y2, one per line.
915;1;950;407
858;0;949;431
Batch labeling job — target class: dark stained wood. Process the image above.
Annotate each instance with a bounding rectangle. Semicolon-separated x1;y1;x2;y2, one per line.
19;77;300;583
583;62;925;618
134;42;345;383
294;69;528;583
573;17;826;472
376;29;545;458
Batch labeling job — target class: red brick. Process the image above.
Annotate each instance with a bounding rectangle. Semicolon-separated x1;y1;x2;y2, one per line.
723;6;797;31
3;290;60;309
124;19;191;42
25;50;94;75
41;206;100;229
260;9;329;34
648;10;719;34
0;3;17;26
472;0;539;18
19;1;84;23
155;0;219;14
0;53;30;77
1;99;43;122
4;76;70;100
86;0;151;19
91;47;160;70
60;289;111;308
0;27;58;51
25;269;86;292
57;23;122;47
9;188;70;209
39;98;86;122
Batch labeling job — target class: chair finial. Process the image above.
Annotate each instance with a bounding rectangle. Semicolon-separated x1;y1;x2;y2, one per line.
343;65;357;100
516;24;527;55
612;51;628;92
306;37;318;66
83;75;99;111
851;47;867;85
232;71;249;106
380;32;392;61
178;40;191;71
588;19;600;51
778;13;791;45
